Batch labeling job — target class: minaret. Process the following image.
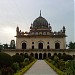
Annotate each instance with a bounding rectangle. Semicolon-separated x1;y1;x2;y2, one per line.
40;10;41;17
63;26;66;33
16;26;19;35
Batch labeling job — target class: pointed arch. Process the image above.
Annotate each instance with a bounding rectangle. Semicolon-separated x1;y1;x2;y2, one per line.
43;53;47;59
35;53;38;59
38;43;43;49
47;45;50;49
39;53;42;59
55;42;60;49
22;43;26;49
32;46;34;49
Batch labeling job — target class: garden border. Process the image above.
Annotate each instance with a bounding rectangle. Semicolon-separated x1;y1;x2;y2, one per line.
14;60;37;75
45;60;65;75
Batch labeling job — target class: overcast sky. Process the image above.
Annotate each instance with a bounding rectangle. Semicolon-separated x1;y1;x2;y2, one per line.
0;0;74;44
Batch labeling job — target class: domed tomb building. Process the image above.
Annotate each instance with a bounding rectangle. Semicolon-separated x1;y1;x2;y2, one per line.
16;11;66;50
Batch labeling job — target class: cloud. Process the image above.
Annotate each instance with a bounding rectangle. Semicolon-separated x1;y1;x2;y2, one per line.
0;0;74;43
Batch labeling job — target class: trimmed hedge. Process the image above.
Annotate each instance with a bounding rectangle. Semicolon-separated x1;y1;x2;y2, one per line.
14;60;37;75
12;55;24;63
0;52;13;67
45;60;65;75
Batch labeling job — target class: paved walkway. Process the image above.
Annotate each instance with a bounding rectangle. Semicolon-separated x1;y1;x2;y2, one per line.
24;60;58;75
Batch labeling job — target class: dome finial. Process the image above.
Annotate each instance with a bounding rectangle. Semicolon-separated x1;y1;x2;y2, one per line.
40;10;41;17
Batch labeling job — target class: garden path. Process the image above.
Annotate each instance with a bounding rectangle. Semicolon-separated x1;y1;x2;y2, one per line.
24;60;58;75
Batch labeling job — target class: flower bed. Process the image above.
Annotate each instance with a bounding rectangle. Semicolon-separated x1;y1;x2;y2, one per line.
14;60;37;75
45;60;65;75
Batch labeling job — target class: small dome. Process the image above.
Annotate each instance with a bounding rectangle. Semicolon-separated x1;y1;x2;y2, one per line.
33;16;48;28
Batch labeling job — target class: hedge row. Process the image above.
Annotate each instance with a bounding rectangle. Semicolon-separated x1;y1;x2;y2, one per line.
45;60;65;75
14;59;37;75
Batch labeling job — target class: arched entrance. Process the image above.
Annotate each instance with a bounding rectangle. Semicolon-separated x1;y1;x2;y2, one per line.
35;53;38;59
55;43;60;49
32;46;34;49
47;45;50;49
43;53;47;59
48;53;51;58
22;43;26;49
38;43;43;49
39;53;42;59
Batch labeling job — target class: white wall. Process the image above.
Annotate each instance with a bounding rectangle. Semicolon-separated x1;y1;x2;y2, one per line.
16;36;66;49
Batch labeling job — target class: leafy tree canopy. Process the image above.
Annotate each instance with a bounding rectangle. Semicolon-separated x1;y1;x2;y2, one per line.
68;42;75;49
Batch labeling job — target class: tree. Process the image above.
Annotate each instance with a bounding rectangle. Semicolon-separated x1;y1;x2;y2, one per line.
0;44;3;52
65;60;75;75
3;44;8;49
1;67;14;75
12;62;19;73
0;53;13;68
12;55;24;64
68;42;75;49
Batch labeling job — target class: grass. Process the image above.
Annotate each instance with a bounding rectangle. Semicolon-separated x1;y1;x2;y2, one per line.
14;60;37;75
45;60;65;75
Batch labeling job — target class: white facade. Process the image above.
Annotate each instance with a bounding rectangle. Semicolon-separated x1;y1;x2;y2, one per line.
16;12;66;50
16;36;66;49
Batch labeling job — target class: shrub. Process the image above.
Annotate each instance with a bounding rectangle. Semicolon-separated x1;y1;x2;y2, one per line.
1;67;13;75
58;53;62;59
53;53;57;56
50;56;54;60
24;53;28;58
20;53;24;60
0;45;3;52
0;70;1;75
61;53;67;61
14;60;37;75
24;58;29;63
53;56;59;63
29;57;35;62
16;53;19;55
64;60;75;75
66;55;73;60
45;60;65;75
20;61;30;69
24;58;29;62
0;52;13;68
12;62;19;73
20;62;26;68
20;53;24;56
12;55;24;63
28;56;32;61
57;60;65;71
52;60;56;65
48;59;52;62
61;54;73;61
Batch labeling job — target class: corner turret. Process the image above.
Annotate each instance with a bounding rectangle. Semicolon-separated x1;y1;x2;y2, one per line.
16;26;19;35
63;26;66;33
